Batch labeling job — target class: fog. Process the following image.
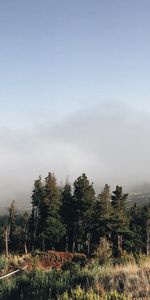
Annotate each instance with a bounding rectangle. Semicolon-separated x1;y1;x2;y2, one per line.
0;100;150;208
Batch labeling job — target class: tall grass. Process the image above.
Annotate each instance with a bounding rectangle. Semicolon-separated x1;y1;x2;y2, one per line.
1;254;150;299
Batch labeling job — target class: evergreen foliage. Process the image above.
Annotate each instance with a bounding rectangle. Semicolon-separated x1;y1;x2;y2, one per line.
9;200;17;251
0;171;149;257
72;173;95;252
61;183;74;251
91;184;112;248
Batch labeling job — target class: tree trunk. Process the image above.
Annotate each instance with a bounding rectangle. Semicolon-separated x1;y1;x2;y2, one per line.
87;233;91;255
72;241;75;253
42;238;45;251
24;241;28;254
65;236;68;252
5;227;9;258
117;234;122;256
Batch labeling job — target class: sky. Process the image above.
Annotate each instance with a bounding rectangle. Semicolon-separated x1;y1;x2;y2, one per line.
0;0;150;206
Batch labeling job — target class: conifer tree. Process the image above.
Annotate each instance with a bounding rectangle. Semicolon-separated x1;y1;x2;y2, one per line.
111;186;128;256
128;204;150;254
29;176;44;250
98;184;112;220
73;173;95;252
61;183;74;251
9;200;16;250
38;172;65;250
111;186;128;229
91;184;112;249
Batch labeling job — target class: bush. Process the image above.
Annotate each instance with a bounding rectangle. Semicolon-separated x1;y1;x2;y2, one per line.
72;254;87;267
113;251;135;266
94;238;112;265
62;254;87;271
62;261;80;272
0;256;8;272
34;249;42;256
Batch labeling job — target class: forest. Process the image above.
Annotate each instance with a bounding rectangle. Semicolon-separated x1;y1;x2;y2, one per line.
0;172;150;258
0;172;150;299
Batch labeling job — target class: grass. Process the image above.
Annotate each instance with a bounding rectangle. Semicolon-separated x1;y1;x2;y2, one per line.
0;253;150;299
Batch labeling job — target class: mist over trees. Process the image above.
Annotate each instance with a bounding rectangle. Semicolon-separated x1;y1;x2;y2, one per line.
0;171;150;257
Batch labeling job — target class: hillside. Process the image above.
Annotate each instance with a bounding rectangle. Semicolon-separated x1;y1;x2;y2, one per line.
128;192;150;207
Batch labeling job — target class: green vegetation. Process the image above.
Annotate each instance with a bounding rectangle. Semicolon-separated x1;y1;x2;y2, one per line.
0;263;128;299
0;171;149;257
1;254;150;299
0;171;150;298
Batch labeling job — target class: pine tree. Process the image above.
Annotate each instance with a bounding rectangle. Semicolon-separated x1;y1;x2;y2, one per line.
9;200;16;251
128;204;150;254
29;176;44;251
98;184;112;220
111;186;128;229
73;173;95;252
91;184;112;249
111;186;128;256
61;183;74;251
38;172;65;250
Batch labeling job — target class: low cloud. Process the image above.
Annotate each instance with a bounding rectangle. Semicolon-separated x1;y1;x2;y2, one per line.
0;100;150;207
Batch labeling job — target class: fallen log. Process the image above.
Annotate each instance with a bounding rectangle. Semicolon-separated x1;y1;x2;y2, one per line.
0;265;28;280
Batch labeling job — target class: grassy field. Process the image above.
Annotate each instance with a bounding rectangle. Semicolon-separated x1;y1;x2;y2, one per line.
0;252;150;299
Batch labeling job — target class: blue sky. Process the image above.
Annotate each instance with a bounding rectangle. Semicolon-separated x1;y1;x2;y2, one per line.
0;0;150;205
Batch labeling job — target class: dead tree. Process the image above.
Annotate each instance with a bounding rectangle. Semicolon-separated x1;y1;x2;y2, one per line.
3;225;10;257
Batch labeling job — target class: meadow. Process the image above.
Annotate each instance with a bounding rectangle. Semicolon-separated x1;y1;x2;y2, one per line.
0;252;150;299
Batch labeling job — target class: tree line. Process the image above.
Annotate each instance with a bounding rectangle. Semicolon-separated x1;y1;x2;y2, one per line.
0;172;150;257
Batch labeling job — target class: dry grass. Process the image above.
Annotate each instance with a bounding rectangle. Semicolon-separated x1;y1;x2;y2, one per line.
111;263;139;275
83;256;150;298
2;253;150;299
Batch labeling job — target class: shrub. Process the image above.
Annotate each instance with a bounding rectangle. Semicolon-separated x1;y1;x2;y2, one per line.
0;256;8;272
113;251;135;266
94;238;112;265
61;261;80;272
72;254;87;267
